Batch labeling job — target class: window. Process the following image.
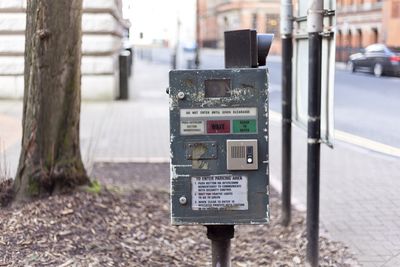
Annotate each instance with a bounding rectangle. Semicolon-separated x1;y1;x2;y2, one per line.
266;14;279;35
389;47;400;53
393;1;400;18
366;44;384;53
252;13;258;29
224;16;229;28
356;29;362;48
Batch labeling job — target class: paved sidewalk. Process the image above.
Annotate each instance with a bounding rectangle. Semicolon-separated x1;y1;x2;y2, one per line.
269;117;400;267
1;58;400;266
0;60;171;175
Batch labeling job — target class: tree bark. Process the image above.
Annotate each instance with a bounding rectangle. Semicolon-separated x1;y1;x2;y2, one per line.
14;0;89;201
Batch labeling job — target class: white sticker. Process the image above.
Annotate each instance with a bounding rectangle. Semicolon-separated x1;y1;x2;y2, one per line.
180;120;204;135
181;108;257;118
191;175;248;210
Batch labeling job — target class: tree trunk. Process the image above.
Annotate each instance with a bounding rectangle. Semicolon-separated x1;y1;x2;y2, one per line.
14;0;89;201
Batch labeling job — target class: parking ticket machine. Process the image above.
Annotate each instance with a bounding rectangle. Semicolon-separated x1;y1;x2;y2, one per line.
169;30;273;226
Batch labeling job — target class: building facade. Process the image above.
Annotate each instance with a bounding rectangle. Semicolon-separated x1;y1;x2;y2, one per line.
0;0;129;100
336;0;400;61
199;0;281;54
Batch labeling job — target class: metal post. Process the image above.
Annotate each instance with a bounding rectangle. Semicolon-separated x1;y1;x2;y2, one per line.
194;0;201;69
280;0;293;227
118;51;130;100
306;0;323;265
207;225;234;267
172;18;181;70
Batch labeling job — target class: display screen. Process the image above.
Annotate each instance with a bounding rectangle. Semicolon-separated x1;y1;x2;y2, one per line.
204;79;231;98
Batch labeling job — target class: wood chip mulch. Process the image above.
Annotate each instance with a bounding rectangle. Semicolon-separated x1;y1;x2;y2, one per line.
0;187;359;266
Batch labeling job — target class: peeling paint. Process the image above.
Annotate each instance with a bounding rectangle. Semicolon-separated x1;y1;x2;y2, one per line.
171;164;191;180
192;160;209;169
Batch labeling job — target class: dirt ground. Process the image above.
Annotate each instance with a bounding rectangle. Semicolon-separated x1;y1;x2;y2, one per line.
0;163;359;266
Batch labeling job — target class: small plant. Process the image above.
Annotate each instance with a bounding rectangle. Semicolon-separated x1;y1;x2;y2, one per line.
86;179;102;194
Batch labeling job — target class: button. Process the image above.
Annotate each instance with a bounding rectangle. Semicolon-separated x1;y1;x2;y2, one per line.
233;119;257;133
207;120;230;134
246;146;253;164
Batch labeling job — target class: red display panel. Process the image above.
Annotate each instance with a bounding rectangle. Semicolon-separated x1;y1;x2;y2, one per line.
207;120;231;134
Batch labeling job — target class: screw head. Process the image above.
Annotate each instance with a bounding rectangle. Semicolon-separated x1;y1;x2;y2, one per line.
177;92;185;99
179;196;187;205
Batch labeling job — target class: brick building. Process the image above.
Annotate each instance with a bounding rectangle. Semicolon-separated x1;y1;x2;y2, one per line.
336;0;400;61
0;0;129;100
198;0;281;54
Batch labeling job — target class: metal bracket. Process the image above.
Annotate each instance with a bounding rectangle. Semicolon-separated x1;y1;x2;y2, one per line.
324;9;336;16
320;31;335;38
294;9;336;22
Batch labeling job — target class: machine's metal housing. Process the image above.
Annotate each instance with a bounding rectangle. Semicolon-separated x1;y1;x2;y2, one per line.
169;68;269;225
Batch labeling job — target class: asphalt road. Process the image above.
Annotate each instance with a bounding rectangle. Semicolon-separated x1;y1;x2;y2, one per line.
141;47;400;149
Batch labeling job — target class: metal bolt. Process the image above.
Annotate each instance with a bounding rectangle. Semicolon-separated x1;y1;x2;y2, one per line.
178;92;185;99
179;196;187;205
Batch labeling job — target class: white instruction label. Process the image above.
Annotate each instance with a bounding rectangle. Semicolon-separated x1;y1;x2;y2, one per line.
191;175;248;210
180;120;204;135
181;108;257;118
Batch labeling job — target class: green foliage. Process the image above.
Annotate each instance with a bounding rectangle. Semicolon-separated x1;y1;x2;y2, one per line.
86;179;102;194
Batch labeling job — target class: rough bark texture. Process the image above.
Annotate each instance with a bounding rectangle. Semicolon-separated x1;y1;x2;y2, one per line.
14;0;89;201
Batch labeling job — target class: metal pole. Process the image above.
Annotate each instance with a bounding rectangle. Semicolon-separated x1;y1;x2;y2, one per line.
280;0;293;227
207;225;234;267
306;0;323;265
118;51;130;100
194;0;201;69
172;18;181;70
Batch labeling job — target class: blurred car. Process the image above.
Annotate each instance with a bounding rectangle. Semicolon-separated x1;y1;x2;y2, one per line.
348;44;400;77
182;41;197;53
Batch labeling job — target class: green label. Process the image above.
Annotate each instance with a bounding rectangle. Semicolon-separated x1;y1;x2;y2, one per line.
233;120;257;133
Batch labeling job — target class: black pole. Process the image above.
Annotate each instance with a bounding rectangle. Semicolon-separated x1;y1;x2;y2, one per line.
207;225;234;267
281;34;292;227
118;51;130;100
306;32;322;267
